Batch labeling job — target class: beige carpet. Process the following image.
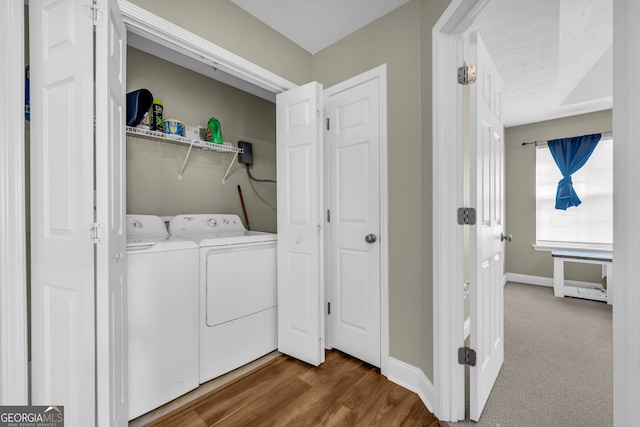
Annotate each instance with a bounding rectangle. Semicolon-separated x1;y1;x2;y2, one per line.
452;282;612;426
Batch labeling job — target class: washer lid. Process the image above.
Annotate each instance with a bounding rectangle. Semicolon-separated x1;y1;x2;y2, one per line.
194;230;277;246
127;214;175;250
127;236;198;253
127;214;168;238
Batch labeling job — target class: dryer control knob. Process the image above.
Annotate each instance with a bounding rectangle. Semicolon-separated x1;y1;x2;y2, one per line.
206;218;217;227
133;221;142;229
222;218;229;225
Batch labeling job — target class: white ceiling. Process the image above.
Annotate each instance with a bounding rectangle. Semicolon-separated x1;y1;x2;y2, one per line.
468;0;612;127
231;0;613;128
230;0;411;55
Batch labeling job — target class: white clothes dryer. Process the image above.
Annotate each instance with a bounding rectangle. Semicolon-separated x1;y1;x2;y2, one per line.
169;214;277;383
126;214;199;420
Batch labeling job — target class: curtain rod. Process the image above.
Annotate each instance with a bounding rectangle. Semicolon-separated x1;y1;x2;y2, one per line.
521;131;612;147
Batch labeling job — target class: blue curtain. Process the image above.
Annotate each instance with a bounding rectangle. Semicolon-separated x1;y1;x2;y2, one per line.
547;133;601;210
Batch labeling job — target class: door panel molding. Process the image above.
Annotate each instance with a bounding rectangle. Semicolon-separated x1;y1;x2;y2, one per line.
29;0;96;423
324;64;388;373
276;82;325;367
468;31;505;421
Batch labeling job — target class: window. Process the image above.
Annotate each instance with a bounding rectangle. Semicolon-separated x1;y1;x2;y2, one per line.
536;136;613;249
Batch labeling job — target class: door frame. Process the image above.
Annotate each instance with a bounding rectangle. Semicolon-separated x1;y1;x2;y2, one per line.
322;65;389;373
612;1;640;423
433;0;640;424
433;1;491;421
0;0;28;404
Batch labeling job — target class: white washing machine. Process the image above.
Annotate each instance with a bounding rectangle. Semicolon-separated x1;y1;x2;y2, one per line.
126;214;199;420
169;214;277;383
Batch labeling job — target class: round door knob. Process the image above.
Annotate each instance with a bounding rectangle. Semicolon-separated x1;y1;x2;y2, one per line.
501;232;513;242
365;234;377;244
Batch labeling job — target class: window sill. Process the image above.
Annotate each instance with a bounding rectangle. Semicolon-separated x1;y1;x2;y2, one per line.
533;243;613;253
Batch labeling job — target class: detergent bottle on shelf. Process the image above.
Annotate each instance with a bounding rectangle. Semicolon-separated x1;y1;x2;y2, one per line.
206;117;223;144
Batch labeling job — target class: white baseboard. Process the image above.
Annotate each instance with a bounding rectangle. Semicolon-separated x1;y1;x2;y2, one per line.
384;357;435;414
505;272;601;289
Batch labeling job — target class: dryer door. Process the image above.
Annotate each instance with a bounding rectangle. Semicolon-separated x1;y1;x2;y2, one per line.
205;242;277;326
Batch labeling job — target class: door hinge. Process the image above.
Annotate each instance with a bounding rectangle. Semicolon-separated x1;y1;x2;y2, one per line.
90;223;103;244
326;118;330;131
458;346;477;366
327;209;331;223
457;65;477;85
457;207;476;225
327;302;331;315
90;1;103;26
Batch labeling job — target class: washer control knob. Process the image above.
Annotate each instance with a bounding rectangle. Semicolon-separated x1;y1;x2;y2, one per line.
132;221;142;229
222;218;229;225
206;218;217;227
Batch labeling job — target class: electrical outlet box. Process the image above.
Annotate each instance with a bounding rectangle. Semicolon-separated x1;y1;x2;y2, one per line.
238;141;253;165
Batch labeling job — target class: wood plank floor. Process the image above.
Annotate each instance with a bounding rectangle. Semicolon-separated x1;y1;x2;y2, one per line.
146;350;444;427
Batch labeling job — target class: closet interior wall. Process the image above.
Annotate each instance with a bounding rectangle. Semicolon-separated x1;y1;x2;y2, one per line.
126;46;278;233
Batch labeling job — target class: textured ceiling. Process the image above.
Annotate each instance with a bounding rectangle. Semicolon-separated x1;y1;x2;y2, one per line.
230;0;410;54
232;0;612;127
470;0;613;127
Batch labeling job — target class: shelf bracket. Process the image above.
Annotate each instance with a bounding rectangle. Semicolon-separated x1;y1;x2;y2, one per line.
222;151;239;184
178;142;195;180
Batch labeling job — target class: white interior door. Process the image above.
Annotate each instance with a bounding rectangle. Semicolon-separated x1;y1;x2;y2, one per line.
467;31;505;422
276;81;325;366
95;0;127;425
326;73;381;367
29;0;96;425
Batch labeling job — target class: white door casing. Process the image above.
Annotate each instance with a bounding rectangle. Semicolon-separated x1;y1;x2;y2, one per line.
29;0;96;424
95;0;127;425
433;1;493;421
467;31;505;421
0;0;29;405
613;2;640;424
325;72;382;367
276;81;325;366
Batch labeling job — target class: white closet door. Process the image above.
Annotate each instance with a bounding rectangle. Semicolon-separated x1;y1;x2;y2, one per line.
95;0;127;425
276;81;325;366
29;0;96;425
326;75;381;367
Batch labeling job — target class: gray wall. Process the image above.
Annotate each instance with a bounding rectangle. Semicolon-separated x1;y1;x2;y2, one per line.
126;47;277;233
129;0;313;86
505;110;613;282
130;0;452;381
313;0;451;378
